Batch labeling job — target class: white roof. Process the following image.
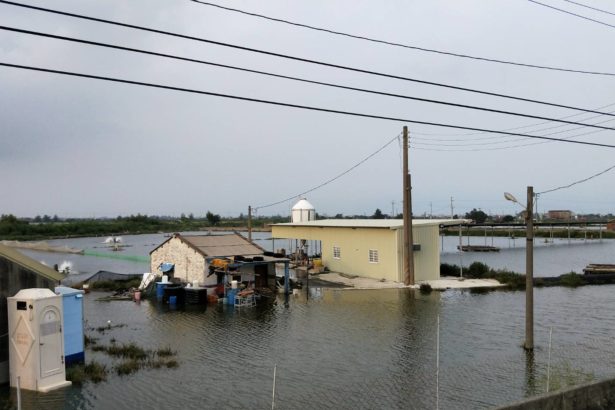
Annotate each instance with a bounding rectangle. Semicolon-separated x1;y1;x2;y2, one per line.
10;288;57;300
273;218;470;229
291;198;315;211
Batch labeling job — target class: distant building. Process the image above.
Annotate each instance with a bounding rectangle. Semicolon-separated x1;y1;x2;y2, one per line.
607;219;615;232
547;210;574;220
0;244;64;385
271;219;465;283
149;233;280;288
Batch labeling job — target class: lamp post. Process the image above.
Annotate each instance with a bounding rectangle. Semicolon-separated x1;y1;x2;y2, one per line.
504;187;534;350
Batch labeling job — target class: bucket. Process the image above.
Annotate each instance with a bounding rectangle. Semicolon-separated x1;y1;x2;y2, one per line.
162;275;169;283
231;280;238;289
227;288;237;305
156;282;167;301
134;291;141;302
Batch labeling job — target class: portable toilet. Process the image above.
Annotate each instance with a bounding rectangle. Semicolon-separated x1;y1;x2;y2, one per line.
7;289;71;392
55;286;85;365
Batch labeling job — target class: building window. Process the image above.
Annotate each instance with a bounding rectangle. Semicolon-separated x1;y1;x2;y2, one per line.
368;249;379;263
333;246;341;259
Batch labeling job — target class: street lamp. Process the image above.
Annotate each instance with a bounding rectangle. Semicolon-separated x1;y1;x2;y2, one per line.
504;187;534;351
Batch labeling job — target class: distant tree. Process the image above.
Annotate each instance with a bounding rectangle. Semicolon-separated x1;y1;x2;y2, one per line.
52;214;59;222
465;208;488;224
42;214;51;222
180;213;187;221
188;213;194;220
373;208;385;219
502;215;515;223
206;211;221;226
334;213;343;219
0;214;18;224
34;215;42;223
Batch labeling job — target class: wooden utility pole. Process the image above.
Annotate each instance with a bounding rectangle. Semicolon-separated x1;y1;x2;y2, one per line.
525;186;534;350
248;205;253;242
403;126;415;286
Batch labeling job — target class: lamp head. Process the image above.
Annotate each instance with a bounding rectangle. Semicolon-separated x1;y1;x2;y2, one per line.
504;192;518;203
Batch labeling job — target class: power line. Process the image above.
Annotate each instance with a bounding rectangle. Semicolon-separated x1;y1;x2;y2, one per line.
5;26;615;131
562;0;615;17
254;134;400;210
3;61;615;149
528;0;615;29
188;0;615;77
2;1;615;117
411;114;615;143
412;102;615;138
538;163;615;194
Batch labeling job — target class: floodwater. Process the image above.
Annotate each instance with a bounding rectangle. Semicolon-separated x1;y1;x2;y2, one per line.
1;233;615;409
2;286;615;409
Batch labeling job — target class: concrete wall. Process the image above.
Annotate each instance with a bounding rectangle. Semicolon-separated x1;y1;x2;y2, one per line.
396;225;441;282
0;257;60;385
495;377;615;410
150;237;211;286
272;225;441;282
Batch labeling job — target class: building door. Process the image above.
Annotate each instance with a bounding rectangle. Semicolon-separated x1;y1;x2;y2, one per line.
39;306;63;378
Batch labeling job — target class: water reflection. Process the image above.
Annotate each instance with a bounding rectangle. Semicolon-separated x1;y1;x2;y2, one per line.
2;283;615;409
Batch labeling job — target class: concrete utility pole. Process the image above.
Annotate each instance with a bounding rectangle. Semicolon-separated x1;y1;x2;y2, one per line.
403;126;415;286
525;186;534;350
248;205;253;242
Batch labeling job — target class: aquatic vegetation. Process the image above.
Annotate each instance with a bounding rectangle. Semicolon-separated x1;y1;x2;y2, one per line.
66;361;108;384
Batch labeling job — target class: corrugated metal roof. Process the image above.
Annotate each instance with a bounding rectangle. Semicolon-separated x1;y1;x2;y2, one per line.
0;243;65;282
180;233;265;257
272;218;470;229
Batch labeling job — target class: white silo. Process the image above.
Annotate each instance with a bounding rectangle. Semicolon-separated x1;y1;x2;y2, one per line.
291;198;315;223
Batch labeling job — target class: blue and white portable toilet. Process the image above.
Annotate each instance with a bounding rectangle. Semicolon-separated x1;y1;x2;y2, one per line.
55;286;85;365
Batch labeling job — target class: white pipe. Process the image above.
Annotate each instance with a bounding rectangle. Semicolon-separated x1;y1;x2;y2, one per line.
271;364;277;410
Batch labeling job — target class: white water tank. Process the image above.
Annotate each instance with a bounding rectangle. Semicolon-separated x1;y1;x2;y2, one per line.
7;289;71;392
291;198;315;223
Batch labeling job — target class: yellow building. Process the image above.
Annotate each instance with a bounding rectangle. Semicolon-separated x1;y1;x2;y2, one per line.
271;219;465;283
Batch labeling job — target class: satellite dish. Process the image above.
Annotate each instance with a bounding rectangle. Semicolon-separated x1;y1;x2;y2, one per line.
504;192;518;203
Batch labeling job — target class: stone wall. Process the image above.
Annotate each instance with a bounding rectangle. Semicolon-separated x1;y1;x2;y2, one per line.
150;237;208;285
495;378;615;410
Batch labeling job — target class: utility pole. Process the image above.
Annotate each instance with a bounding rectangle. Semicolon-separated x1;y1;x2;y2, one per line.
403;126;415;286
525;186;534;350
248;205;252;242
450;197;454;219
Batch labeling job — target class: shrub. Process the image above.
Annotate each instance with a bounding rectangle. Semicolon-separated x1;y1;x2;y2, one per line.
559;272;584;288
467;262;490;278
440;263;460;277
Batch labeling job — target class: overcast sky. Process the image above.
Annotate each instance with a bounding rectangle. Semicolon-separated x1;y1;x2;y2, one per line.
1;0;614;219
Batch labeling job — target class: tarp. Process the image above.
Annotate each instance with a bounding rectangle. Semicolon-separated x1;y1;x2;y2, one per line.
61;270;142;286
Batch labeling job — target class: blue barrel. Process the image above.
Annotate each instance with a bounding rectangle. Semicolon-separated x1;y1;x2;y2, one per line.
227;288;237;305
156;282;168;301
169;295;177;305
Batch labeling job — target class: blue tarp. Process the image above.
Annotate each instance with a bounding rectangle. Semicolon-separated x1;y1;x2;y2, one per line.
159;263;174;273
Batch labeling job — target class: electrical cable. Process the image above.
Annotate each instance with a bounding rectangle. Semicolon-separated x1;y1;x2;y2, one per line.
188;0;615;77
4;26;615;130
2;1;615;117
538;164;615;194
528;0;615;29
3;61;615;149
254;133;400;210
562;0;615;17
410;126;608;151
412;103;615;138
410;115;615;143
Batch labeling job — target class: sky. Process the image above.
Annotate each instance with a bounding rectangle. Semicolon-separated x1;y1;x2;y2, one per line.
1;0;614;219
